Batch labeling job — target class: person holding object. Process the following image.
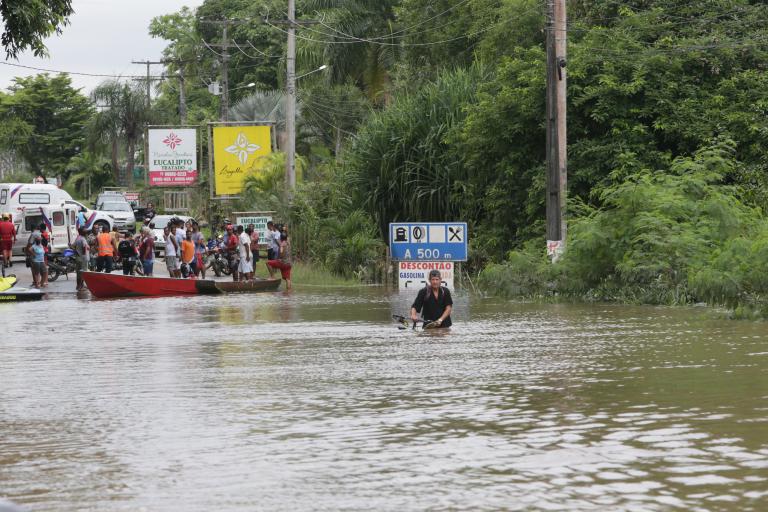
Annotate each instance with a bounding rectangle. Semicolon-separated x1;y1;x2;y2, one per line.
410;270;453;328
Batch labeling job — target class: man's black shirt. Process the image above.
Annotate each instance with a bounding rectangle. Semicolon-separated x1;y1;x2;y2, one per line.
411;286;453;327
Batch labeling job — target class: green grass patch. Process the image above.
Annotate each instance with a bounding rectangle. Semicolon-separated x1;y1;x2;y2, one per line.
251;260;364;287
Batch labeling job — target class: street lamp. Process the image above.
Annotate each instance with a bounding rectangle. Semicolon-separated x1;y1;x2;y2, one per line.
286;64;328;194
231;82;256;92
296;64;328;80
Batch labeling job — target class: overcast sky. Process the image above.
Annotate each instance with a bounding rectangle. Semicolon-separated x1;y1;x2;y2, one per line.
0;0;206;94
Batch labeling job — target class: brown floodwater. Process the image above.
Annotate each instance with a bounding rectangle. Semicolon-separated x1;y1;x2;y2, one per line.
0;288;767;511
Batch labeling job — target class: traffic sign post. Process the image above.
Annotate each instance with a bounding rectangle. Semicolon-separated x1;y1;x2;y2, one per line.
389;222;467;261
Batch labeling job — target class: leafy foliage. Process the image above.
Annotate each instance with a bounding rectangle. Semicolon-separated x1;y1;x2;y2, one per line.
0;74;92;178
0;0;73;58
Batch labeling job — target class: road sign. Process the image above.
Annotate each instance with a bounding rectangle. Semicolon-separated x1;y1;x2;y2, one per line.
389;222;467;261
398;261;454;289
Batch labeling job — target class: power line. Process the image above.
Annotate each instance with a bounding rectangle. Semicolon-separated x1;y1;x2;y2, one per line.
0;61;159;79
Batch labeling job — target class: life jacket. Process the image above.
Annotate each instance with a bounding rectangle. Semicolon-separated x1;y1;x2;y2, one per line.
97;232;114;256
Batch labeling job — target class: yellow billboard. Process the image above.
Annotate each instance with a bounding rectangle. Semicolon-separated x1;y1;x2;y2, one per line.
212;125;272;195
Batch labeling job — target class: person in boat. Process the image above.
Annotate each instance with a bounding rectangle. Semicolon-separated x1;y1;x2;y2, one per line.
0;212;16;268
267;231;292;290
410;269;453;328
70;226;89;290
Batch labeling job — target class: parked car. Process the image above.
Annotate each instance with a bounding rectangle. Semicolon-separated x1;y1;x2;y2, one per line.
146;214;194;256
94;190;127;210
96;201;136;233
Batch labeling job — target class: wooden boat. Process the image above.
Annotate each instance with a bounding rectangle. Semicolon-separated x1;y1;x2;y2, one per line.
83;271;220;298
215;278;281;293
0;275;45;302
82;271;282;298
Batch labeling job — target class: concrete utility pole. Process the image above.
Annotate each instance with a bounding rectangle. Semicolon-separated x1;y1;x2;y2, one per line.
286;0;297;192
271;10;319;195
545;0;567;258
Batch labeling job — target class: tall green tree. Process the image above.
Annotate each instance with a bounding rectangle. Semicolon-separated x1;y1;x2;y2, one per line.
90;80;153;188
0;74;92;179
0;0;73;58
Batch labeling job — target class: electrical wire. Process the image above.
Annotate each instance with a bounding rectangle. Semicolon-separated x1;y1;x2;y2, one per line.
0;61;162;79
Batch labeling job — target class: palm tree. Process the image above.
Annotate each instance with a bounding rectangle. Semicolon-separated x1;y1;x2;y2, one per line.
300;0;400;105
65;151;113;198
90;80;153;188
230;90;287;149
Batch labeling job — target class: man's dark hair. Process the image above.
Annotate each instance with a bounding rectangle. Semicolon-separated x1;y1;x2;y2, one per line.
39;223;47;231
267;221;274;227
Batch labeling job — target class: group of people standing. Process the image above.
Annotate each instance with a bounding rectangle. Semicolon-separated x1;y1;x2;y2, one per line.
207;219;293;289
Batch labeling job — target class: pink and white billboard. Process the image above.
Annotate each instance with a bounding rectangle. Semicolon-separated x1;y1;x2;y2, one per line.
148;128;198;186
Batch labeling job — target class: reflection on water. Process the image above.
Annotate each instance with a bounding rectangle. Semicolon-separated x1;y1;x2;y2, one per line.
0;290;767;511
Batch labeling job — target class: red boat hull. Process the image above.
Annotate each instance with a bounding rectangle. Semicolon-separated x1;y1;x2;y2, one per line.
82;271;220;298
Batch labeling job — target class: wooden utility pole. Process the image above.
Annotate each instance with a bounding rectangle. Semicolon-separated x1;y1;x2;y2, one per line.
200;19;251;121
545;0;567;259
178;68;187;124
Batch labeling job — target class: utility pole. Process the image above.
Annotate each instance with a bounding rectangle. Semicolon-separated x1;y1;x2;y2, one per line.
286;0;296;192
545;0;567;260
200;20;251;121
178;68;187;124
271;11;319;195
220;22;230;121
131;60;162;108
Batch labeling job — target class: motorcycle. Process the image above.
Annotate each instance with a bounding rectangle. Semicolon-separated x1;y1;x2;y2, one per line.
205;246;230;277
47;249;78;282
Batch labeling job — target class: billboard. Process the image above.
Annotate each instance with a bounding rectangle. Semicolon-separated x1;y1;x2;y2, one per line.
234;214;272;242
212;125;272;196
147;128;198;186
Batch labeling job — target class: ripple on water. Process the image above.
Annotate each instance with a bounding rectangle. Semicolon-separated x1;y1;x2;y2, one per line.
0;294;767;511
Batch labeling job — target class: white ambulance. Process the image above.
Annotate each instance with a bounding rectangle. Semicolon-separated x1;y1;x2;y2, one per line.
0;183;113;237
11;205;78;256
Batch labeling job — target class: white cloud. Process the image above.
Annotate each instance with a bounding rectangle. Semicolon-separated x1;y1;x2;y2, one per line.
0;0;206;94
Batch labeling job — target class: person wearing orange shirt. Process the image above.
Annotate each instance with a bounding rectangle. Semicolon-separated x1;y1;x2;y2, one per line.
180;231;196;278
96;227;117;273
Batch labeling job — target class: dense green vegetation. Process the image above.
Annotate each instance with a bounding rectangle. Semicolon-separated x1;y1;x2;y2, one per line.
3;0;768;313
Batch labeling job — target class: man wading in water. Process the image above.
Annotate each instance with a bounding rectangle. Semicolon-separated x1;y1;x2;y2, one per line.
410;269;453;328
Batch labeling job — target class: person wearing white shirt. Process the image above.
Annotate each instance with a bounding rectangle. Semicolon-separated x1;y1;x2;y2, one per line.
237;225;253;280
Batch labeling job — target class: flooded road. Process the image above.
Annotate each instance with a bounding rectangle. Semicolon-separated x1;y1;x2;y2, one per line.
1;288;767;511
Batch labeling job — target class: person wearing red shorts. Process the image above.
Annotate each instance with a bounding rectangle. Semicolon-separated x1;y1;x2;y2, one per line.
267;232;292;290
0;212;16;268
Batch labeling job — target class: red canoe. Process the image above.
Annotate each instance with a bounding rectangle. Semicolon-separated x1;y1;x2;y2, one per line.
82;271;220;298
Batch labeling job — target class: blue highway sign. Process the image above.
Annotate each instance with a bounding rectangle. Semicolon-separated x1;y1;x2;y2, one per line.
389;222;468;261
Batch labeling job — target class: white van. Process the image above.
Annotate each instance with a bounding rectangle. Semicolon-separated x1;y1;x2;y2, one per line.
12;205;78;256
0;183;113;233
